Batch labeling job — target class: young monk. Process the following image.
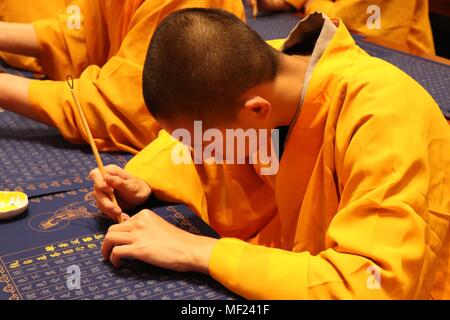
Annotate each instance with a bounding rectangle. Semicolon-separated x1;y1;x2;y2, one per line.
90;9;450;299
0;0;244;154
248;0;435;56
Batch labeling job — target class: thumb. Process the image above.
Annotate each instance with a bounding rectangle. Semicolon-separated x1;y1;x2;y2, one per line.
104;174;133;195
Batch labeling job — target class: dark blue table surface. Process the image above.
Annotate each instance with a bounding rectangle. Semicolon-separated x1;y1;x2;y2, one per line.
0;189;236;300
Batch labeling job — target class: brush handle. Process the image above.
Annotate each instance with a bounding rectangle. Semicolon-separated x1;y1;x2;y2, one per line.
69;88;123;223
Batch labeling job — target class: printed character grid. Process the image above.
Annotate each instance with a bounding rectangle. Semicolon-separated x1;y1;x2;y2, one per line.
0;110;131;197
0;203;237;300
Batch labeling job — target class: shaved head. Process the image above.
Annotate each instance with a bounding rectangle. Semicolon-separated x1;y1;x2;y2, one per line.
143;8;280;127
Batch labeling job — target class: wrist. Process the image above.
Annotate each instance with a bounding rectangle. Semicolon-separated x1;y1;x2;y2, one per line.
137;179;152;201
187;236;218;274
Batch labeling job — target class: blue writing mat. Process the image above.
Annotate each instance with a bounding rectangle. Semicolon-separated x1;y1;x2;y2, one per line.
0;110;132;198
0;188;237;300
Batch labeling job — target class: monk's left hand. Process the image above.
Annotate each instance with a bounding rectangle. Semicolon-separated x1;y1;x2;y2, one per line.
101;209;217;274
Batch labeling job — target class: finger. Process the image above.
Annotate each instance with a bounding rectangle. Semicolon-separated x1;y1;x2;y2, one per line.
95;192;122;216
109;212;130;223
90;169;113;193
94;190;122;219
104;174;128;192
109;245;136;269
93;184;115;203
104;165;131;180
95;183;114;195
101;231;134;261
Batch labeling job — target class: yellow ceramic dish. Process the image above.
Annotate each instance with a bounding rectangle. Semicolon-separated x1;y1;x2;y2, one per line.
0;191;29;220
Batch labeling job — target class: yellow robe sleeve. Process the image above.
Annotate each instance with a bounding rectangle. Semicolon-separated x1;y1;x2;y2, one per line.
406;0;435;56
31;0;90;81
125;130;278;240
125;130;209;215
304;0;434;55
27;0;245;153
209;76;450;299
28;13;159;153
27;61;156;154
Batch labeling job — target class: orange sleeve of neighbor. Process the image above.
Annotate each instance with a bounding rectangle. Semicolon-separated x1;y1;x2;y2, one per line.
285;0;435;56
125;22;450;299
25;0;245;154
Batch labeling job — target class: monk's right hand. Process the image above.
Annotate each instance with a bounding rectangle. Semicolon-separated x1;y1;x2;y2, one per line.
89;165;152;221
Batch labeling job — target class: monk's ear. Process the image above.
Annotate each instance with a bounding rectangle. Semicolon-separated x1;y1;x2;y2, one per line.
243;96;272;120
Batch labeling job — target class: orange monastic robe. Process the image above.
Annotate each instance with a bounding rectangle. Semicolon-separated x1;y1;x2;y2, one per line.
26;0;244;154
286;0;435;55
126;16;450;299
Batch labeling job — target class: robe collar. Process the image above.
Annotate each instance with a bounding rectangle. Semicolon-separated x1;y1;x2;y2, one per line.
281;12;338;144
274;14;361;232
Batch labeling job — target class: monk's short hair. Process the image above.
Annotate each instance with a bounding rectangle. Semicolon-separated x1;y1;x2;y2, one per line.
143;8;280;125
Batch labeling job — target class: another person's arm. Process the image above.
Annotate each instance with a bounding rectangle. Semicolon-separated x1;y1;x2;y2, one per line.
2;1;245;153
0;22;40;57
0;3;147;152
0;22;40;120
0;73;36;120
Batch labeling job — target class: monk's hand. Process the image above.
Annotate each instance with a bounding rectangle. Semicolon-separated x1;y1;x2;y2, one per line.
90;165;152;221
247;0;295;12
102;209;217;273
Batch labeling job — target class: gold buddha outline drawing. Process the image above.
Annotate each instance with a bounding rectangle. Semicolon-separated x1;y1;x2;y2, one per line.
28;192;100;232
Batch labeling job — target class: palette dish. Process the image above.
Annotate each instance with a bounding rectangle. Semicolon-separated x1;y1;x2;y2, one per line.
0;191;29;220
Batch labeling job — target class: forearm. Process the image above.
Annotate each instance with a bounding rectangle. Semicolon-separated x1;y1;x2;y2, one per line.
0;22;40;57
0;73;39;121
